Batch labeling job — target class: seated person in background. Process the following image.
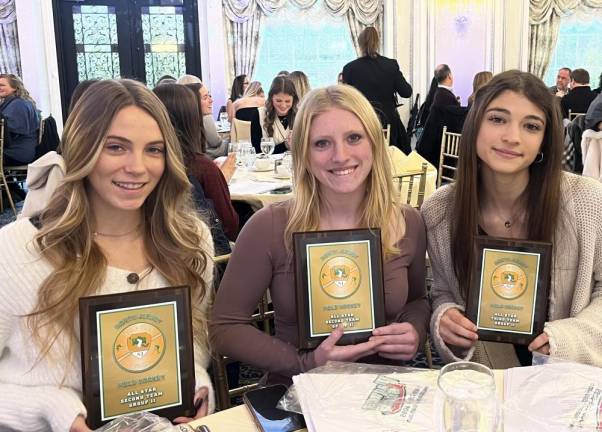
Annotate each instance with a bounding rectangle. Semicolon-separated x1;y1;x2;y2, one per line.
594;72;602;94
421;70;602;369
0;79;215;432
234;81;265;148
68;79;99;115
154;83;239;242
467;71;493;107
289;71;311;101
210;85;430;385
226;74;248;122
186;82;228;159
155;74;177;87
549;67;571;97
256;76;299;154
0;74;39;166
585;92;602;131
560;68;597;119
432;64;460;109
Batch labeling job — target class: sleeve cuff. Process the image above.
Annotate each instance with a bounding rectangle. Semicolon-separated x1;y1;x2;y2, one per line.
39;387;86;432
431;302;476;363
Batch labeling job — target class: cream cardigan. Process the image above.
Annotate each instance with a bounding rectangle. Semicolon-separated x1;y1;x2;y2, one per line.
421;173;602;368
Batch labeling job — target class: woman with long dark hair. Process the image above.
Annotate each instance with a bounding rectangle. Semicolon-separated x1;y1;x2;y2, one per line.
422;70;602;368
226;74;249;122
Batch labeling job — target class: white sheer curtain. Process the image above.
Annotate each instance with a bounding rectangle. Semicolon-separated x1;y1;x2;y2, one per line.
0;0;20;75
222;0;384;84
529;0;602;78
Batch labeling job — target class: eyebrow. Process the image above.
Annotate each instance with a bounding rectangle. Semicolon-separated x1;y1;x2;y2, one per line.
106;135;165;145
485;107;545;123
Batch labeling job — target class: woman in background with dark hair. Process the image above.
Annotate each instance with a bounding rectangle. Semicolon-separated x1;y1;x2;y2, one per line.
422;70;602;369
342;27;412;153
154;84;238;242
256;76;298;154
186;82;228;159
226;74;249;122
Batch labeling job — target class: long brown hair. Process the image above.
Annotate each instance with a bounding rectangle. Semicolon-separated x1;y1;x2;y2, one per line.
264;76;298;137
30;79;212;367
358;27;380;58
452;70;563;300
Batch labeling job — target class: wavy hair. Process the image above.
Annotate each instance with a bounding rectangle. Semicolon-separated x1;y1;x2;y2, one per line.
285;84;402;258
30;79;212;367
0;73;37;109
242;81;264;98
452;70;563;300
264;76;298;137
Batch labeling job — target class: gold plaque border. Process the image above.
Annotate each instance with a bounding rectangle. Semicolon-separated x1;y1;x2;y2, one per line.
476;248;540;335
306;240;375;338
96;301;182;422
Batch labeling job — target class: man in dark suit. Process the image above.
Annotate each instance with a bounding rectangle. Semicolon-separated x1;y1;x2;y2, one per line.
560;68;597;119
549;67;571;97
431;64;460;109
342;27;412;153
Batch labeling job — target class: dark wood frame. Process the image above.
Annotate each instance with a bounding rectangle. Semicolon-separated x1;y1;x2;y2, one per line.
466;236;552;345
293;229;386;350
79;286;195;429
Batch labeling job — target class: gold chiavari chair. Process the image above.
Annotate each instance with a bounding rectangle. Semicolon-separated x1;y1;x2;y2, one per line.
383;124;391;146
437;126;462;187
0;118;20;216
568;110;586;122
392;162;428;209
230;118;251;144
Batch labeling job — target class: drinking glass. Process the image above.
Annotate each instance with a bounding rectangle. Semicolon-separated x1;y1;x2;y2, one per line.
219;112;228;129
242;146;256;171
260;137;275;156
437;361;499;432
236;141;250;167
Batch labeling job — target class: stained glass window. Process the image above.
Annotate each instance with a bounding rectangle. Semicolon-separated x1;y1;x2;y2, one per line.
72;5;120;82
141;6;187;87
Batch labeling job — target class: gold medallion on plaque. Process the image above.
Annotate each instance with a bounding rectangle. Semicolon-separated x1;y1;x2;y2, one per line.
490;263;528;300
113;322;166;373
319;256;361;299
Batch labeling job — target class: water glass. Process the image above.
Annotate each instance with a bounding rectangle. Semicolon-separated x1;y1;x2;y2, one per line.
242;146;256;171
437;361;499;432
219;112;228;129
236;141;250;167
260;137;275;156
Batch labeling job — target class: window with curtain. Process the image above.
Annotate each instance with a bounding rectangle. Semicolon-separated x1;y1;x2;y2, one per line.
543;8;602;88
253;0;356;90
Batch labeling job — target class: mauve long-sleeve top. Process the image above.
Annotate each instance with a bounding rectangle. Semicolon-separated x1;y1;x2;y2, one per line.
210;200;430;383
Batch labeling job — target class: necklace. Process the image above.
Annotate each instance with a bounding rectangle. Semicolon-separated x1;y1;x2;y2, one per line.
93;223;141;238
504;220;512;229
127;265;154;285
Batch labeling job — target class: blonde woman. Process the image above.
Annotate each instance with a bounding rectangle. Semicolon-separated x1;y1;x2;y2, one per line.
211;85;429;385
0;79;215;431
232;81;265;114
289;70;311;101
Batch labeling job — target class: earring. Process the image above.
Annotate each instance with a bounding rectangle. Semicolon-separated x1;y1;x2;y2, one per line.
534;152;544;164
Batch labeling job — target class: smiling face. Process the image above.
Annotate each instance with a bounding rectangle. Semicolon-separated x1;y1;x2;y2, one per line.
308;107;373;202
476;90;546;179
272;92;293;116
199;86;213;115
87;105;166;218
0;77;16;98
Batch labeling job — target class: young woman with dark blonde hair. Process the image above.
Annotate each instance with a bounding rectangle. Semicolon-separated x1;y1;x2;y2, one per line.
211;85;429;385
0;79;215;431
422;70;602;368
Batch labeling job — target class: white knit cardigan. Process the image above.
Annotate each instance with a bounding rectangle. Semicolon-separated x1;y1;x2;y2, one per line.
0;218;215;431
421;172;602;368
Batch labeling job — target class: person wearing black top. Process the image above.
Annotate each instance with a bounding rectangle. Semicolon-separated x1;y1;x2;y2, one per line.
560;68;597;119
342;27;412;153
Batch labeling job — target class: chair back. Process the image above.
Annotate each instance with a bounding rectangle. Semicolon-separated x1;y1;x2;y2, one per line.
392;162;428;209
568;110;586;121
38;117;46;145
383;124;391;146
231;118;251;144
0;117;18;215
437;126;462;187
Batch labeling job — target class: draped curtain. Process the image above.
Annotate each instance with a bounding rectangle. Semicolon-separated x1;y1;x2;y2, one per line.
529;0;602;78
222;0;384;84
0;0;21;75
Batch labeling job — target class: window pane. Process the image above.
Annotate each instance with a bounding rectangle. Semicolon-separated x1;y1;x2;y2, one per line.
544;8;602;88
141;6;187;87
72;5;120;81
254;0;355;89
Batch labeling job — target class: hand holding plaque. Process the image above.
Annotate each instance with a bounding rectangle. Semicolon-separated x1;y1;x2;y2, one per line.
466;237;552;345
293;229;386;350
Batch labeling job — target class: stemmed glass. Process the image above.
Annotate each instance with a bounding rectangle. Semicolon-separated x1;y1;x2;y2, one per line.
260;138;275;156
219;112;228;129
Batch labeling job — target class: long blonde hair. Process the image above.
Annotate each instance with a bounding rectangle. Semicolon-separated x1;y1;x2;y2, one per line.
285;85;402;258
289;71;311;101
30;79;211;366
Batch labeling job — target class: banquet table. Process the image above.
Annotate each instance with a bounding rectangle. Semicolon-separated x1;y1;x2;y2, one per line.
226;148;438;212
